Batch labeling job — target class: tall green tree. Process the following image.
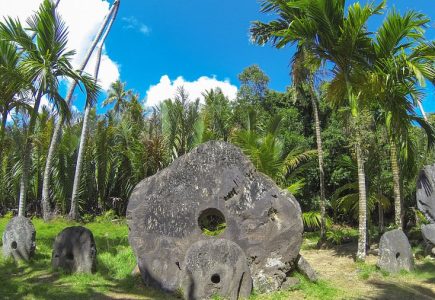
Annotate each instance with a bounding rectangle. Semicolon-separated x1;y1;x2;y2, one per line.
202;88;233;141
161;87;203;159
69;1;119;220
0;0;98;217
371;10;435;229
103;80;132;116
0;39;30;161
252;0;385;260
41;0;120;221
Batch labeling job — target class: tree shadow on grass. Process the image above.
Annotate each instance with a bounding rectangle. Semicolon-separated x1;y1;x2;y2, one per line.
415;260;435;285
329;241;358;259
94;235;130;256
0;252;177;300
358;280;435;300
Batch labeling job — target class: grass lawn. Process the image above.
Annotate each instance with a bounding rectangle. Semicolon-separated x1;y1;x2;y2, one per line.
0;217;434;299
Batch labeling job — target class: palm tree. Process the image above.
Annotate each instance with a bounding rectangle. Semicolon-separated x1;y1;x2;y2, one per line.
0;0;99;217
69;1;120;220
369;10;435;229
251;0;385;260
103;80;132;116
232;110;316;194
161;87;203;159
41;0;120;220
290;47;328;241
0;39;30;158
202;88;233;141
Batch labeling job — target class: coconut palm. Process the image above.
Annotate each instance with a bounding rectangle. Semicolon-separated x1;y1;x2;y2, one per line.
251;0;385;260
0;0;99;217
69;1;120;220
41;0;120;221
103;80;132;116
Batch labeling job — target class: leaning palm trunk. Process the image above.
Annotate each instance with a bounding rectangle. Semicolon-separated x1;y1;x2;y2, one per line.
417;101;428;122
356;140;367;261
41;0;120;220
390;140;402;229
18;90;43;216
69;3;119;220
309;87;327;241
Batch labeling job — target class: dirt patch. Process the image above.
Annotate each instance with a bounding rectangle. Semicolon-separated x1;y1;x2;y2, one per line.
301;242;435;300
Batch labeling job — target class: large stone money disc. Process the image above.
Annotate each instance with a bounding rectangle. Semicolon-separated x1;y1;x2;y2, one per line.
127;141;303;293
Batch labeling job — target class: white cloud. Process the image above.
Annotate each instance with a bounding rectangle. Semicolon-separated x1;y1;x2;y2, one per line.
122;16;151;36
145;75;238;108
0;0;120;92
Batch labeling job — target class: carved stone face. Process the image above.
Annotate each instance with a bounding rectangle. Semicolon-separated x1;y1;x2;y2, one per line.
127;141;303;298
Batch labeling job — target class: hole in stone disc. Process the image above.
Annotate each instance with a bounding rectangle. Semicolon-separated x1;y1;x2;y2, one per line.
198;208;226;236
211;274;221;284
66;253;74;260
11;241;17;250
396;252;400;259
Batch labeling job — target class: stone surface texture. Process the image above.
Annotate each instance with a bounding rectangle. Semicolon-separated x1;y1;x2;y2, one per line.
421;224;435;256
51;226;97;273
297;255;318;282
127;141;303;297
377;229;414;273
2;216;36;261
181;239;252;300
416;165;435;223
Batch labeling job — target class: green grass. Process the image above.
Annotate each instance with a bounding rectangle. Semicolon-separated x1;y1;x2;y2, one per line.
1;217;434;300
355;257;435;282
250;273;341;300
0;217;339;300
0;217;172;300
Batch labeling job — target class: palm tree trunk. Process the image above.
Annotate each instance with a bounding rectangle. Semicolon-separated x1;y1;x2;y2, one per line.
41;0;120;221
390;140;402;229
68;105;91;220
308;87;327;241
18;90;43;217
378;201;384;233
418;101;428;122
69;3;119;220
356;140;367;261
0;110;8;159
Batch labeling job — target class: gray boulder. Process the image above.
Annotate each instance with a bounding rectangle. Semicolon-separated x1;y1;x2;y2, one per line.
2;216;36;261
181;239;252;300
377;229;414;273
416;165;435;223
127;141;303;295
52;226;97;273
421;224;435;256
297;255;317;282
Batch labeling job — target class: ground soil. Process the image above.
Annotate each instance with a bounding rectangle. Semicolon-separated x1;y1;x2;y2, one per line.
301;242;435;300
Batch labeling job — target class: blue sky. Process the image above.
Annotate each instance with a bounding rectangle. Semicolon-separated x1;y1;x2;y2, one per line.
99;0;435;112
2;0;433;113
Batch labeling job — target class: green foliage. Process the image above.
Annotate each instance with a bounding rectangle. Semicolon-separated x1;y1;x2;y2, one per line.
326;226;358;245
94;210;117;223
303;211;332;230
